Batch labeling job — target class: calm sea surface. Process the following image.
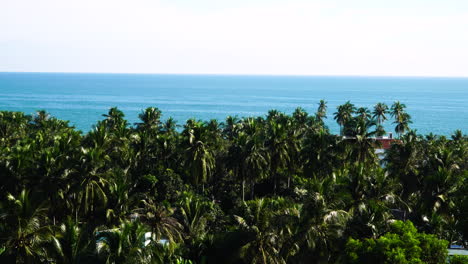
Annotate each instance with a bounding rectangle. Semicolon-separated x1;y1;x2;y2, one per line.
0;72;467;135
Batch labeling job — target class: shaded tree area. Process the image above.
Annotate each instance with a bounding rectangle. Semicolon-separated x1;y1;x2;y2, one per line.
0;101;466;263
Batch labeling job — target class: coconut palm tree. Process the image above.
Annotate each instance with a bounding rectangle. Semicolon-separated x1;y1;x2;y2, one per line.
284;120;302;189
176;191;219;261
76;147;110;221
162;117;178;134
451;130;465;141
86;122;110;149
31;110;51;129
133;198;182;243
334;101;356;136
391;101;412;137
283;192;349;263
49;217;96;263
0;189;52;263
228;128;269;201
292;107;309;136
204;119;224;153
243;117;270;199
266;112;291;195
385;131;422;198
390;101;406;120
301;128;342;178
343;117;379;163
132;128;158;176
356;107;371;121
336;164;400;239
183;119;215;192
234;198;296;264
102;107;127;131
316;100;327;123
135;107;162;132
394;113;412;138
177;192;216;241
106;169;134;225
96;220;150;264
372;103;388;126
223;116;240;141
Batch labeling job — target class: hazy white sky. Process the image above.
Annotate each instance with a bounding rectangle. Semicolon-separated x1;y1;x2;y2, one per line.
1;0;468;76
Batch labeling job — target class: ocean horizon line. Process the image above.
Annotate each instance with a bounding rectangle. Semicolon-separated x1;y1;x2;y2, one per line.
1;71;468;79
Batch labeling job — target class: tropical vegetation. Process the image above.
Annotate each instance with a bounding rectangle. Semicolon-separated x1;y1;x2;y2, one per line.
0;100;466;263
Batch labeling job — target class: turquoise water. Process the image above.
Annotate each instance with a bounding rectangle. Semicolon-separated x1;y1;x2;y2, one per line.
0;72;467;135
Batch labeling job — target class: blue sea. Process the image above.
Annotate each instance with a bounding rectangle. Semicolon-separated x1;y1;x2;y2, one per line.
0;72;467;135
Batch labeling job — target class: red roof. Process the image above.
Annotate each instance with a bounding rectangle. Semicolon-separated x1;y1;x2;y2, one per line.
376;138;399;149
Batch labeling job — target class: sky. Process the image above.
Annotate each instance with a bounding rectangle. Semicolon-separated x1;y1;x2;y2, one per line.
1;0;468;77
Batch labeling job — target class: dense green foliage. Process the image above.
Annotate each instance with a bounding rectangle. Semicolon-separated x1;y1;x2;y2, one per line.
449;255;468;264
0;101;466;263
346;220;448;264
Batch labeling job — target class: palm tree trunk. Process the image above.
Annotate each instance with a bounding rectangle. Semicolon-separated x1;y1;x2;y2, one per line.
273;174;277;195
271;161;278;196
242;179;245;201
250;179;255;199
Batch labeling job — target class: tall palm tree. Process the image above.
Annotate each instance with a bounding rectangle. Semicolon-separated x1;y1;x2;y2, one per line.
372;103;388;126
334;101;356;136
76;147;110;221
133;128;158;176
49;217;96;263
385;131;422;198
394;113;412;138
177;192;215;241
390;101;406;121
243;117;270;199
223;116;240;141
390;101;413;137
450;130;465;141
336;164;399;239
106;169;133;225
102;107;127;131
96;220;150;264
204;119;224;152
266;113;290;195
0;189;52;263
228;128;269;201
32;110;51;129
316;100;327;124
156;134;179;171
343;117;380;163
284;116;301;189
183;119;215;192
283;192;349;263
87;122;110;149
292;107;309;135
133;198;183;243
161;117;178;134
356;107;371;121
234;198;296;264
301;128;342;178
176;191;218;261
135;107;162;132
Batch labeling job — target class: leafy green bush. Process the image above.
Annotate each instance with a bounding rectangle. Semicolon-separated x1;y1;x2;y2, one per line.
346;220;448;264
449;255;468;264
